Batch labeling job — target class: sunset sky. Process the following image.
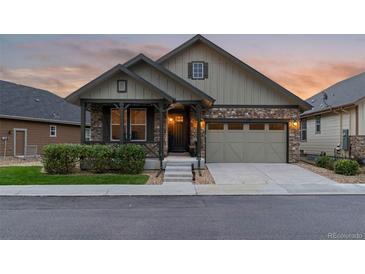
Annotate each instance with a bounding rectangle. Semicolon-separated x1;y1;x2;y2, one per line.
1;34;364;99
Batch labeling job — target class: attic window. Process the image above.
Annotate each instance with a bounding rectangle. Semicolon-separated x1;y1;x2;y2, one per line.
117;80;127;93
192;62;204;79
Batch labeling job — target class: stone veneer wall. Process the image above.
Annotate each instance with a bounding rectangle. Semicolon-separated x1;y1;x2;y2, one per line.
202;107;301;163
90;104;103;142
153;110;168;156
350;136;365;160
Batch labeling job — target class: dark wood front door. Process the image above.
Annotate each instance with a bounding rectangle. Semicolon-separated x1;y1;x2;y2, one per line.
168;110;189;152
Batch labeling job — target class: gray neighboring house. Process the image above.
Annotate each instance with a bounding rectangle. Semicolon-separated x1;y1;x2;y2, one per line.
300;72;365;160
0;80;90;157
66;34;311;169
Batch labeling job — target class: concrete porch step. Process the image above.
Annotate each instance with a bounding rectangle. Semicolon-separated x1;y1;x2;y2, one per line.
164;161;193;166
164;173;192;178
165;165;191;170
164;177;193;183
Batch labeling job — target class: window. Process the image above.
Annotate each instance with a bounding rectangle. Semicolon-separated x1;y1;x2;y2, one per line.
208;123;224;130
228;123;243;130
269;123;284;130
85;128;91;141
130;108;146;141
249;123;265;130
315;116;321;134
110;109;127;141
192;62;204;79
49;125;57;137
300;120;307;141
117;80;127;93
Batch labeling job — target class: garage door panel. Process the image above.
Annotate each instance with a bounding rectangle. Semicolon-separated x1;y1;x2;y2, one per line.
206;122;287;163
224;143;243;162
206;142;224;163
265;143;286;163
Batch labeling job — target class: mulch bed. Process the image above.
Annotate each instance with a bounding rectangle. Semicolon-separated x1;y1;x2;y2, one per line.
194;168;215;184
145;170;164;185
297;161;365;184
0;157;42;167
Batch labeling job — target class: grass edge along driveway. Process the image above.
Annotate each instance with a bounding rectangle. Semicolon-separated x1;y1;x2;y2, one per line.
0;166;148;185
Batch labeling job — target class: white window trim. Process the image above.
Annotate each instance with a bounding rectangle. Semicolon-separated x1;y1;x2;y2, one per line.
85;127;91;141
110;108;127;141
315;116;321;134
130;108;147;142
192;62;204;79
300;120;307;141
49;125;57;137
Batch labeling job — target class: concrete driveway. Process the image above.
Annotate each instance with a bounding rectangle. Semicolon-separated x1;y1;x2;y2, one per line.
203;163;365;195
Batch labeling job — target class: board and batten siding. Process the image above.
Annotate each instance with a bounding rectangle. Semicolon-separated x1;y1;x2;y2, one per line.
80;71;163;100
131;63;201;101
300;107;357;157
161;42;296;105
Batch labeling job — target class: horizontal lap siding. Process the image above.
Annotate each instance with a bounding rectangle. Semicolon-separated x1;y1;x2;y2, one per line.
358;99;365;135
80;72;162;100
161;42;295;106
0;118;80;156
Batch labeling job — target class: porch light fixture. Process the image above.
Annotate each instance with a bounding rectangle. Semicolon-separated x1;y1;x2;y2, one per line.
289;114;299;129
168;117;174;123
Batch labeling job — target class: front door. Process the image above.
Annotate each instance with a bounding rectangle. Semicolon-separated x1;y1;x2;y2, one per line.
168;110;189;152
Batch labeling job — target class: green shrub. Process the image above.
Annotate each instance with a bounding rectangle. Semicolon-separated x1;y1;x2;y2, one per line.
334;159;360;176
315;155;333;169
86;144;114;173
113;144;145;174
42;144;81;174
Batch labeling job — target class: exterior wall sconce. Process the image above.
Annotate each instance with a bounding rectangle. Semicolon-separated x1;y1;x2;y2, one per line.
289;115;299;129
168;117;174;123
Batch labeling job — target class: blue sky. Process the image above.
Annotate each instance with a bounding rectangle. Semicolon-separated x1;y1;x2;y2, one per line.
1;34;364;99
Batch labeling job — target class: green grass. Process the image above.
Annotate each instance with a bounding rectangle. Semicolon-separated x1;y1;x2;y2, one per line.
0;166;148;185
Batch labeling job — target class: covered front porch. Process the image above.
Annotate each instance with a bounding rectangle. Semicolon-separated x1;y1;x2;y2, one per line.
80;99;206;170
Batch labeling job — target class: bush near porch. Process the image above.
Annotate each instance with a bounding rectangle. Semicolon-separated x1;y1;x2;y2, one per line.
42;144;145;175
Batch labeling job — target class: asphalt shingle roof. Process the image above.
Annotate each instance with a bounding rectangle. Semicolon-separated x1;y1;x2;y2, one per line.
0;80;89;124
303;72;365;116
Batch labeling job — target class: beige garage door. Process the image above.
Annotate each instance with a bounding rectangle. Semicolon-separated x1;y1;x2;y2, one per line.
206;122;287;163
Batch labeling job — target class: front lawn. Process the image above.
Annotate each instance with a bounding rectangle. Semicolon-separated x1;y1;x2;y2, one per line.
0;166;148;185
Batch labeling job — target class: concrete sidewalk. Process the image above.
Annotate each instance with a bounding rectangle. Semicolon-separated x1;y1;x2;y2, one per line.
1;182;365;196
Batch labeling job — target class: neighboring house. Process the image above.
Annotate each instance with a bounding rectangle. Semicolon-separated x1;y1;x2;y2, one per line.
66;34;311;169
300;72;365;160
0;80;90;158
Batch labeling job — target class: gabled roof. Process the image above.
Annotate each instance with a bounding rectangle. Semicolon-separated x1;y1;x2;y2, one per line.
124;54;215;102
157;34;312;111
0;80;90;125
66;64;175;105
302;72;365;117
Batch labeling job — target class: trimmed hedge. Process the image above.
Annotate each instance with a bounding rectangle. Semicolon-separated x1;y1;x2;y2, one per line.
42;144;81;174
334;159;360;176
113;144;145;174
42;144;145;174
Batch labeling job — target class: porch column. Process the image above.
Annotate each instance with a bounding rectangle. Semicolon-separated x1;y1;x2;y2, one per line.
80;101;86;144
119;103;125;144
158;102;166;170
196;104;202;170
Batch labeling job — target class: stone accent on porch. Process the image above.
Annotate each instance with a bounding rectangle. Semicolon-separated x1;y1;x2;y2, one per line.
90;104;103;142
